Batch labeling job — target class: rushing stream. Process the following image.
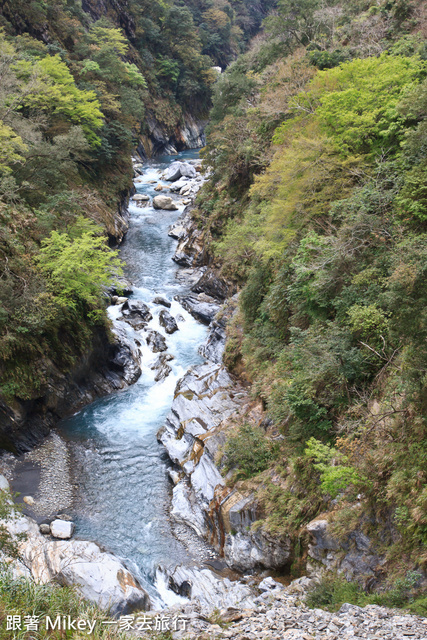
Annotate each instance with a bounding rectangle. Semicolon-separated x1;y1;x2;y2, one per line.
58;151;208;603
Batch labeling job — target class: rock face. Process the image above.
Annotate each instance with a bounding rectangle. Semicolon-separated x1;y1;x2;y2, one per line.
0;477;150;615
153;195;179;211
0;324;141;454
306;517;386;587
159;310;179;334
170;209;206;267
164;565;255;612
137;114;206;158
191;269;234;301
158;362;291;571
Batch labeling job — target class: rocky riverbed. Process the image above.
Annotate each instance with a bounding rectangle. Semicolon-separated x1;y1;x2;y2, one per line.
120;576;427;639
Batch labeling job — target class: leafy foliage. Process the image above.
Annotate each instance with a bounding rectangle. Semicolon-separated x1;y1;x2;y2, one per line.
197;0;427;581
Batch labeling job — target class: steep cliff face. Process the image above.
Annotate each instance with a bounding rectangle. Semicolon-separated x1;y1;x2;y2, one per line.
137;114;207;159
81;0;136;39
0;323;141;454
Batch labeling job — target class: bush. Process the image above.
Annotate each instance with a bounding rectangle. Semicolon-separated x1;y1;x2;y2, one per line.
223;424;276;479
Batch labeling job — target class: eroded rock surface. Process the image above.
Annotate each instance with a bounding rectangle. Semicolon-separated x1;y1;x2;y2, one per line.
0;477;150;615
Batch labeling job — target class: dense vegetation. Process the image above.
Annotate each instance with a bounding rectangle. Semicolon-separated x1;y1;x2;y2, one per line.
0;0;265;402
196;0;427;589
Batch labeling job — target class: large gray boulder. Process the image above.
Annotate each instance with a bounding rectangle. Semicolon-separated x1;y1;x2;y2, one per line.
145;330;167;353
164;161;197;182
164;162;183;182
179;162;197;179
121;299;153;330
153;195;179;211
159;310;179;334
175;294;220;325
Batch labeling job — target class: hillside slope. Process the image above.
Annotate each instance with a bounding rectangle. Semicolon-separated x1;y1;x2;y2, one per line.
193;0;427;602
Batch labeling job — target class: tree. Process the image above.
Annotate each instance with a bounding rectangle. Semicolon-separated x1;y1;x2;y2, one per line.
37;218;123;319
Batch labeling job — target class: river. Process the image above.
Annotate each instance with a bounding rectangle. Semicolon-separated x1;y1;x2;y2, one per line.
58;151;210;603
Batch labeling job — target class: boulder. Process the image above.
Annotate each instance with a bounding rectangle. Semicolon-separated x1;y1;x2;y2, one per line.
168;179;189;193
145;330;167;353
50;519;75;540
153;195;179;211
164;565;255;613
154;184;164;191
132;193;149;202
39;523;50;535
191;269;233;301
175;295;220;325
164;162;183;182
152;296;171;308
159;310;179;334
109;323;142;386
121;299;153;330
179;162;197;179
151;353;174;382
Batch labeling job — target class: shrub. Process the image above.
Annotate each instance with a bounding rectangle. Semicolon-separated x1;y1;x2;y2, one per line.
223;424;276;479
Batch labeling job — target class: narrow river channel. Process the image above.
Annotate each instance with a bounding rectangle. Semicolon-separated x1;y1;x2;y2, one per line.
58;151;208;603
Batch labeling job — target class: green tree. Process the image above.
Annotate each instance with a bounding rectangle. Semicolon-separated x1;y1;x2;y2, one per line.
37;218;123;319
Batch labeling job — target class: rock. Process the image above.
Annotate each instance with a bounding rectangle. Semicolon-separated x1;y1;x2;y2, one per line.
169;178;189;192
199;318;226;364
179;162;197;179
159;309;179;334
109;323;142;386
171;211;205;266
5;514;151;615
171;481;208;537
151;354;174;382
224;529;291;573
159;363;242;517
121;299;153;330
306;517;385;585
108;277;133;297
0;475;9;492
145;330;167;353
164;162;183;182
165;565;255;612
153;195;179;210
175;294;220;325
259;577;283;592
154;184;164;191
113;296;128;305
168;469;181;485
23;495;35;506
132;193;149;201
191;269;233;301
39;523;50;535
152;296;171;308
50;519;75;539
